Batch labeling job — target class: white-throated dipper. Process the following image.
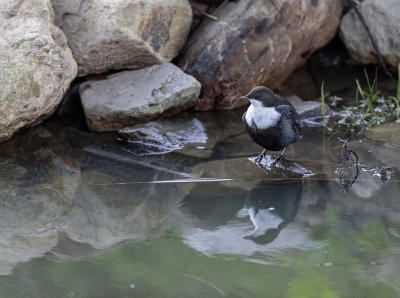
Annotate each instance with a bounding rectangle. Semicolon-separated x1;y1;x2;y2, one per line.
239;86;304;163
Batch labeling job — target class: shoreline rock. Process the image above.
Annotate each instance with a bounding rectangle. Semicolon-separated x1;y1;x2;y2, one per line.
52;0;193;76
340;0;400;71
0;0;77;143
179;0;342;110
79;63;201;131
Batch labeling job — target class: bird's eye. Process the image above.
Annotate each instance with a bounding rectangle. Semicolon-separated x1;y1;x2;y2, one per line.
255;94;259;98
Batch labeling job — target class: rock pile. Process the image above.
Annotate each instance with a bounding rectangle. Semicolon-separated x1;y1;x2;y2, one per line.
1;0;349;141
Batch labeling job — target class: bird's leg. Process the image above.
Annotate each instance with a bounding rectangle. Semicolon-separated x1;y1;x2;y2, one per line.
273;147;287;163
255;149;266;163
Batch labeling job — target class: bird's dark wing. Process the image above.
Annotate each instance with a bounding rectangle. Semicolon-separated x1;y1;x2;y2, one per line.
275;105;304;139
242;111;257;131
275;94;294;107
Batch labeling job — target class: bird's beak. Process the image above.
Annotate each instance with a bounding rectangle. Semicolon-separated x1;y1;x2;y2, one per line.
238;95;248;100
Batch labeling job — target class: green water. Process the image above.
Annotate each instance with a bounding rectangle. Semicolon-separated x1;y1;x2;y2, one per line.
0;111;399;298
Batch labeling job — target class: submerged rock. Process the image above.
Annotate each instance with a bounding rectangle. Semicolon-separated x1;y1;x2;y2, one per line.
0;0;77;142
79;63;201;131
191;157;312;193
249;155;314;178
52;0;192;76
340;0;400;71
118;118;207;156
364;122;400;144
179;0;342;110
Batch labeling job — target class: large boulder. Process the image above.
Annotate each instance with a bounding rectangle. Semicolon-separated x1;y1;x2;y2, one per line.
52;0;193;76
79;63;201;131
340;0;400;71
179;0;342;110
0;0;77;142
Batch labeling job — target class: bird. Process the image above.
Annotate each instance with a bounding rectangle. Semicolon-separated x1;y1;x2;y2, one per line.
244;180;302;244
239;86;304;164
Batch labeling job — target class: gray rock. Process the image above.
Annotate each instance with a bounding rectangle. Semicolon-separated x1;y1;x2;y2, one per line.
52;0;192;76
178;0;342;110
0;0;77;142
118;118;207;156
276;86;337;125
340;0;400;70
248;155;314;177
285;94;333;121
79;63;201;131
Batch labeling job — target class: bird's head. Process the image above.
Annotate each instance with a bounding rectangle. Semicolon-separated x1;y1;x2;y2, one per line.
239;86;279;108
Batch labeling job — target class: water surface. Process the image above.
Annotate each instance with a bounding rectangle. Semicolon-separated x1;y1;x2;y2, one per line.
0;110;399;298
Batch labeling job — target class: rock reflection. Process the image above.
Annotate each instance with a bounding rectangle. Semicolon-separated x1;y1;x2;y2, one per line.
0;121;195;273
244;180;303;244
0;126;78;275
63;170;194;250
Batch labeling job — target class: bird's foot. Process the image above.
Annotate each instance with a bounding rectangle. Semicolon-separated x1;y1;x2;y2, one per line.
267;155;283;167
254;149;266;164
271;148;287;165
254;154;264;164
272;154;283;164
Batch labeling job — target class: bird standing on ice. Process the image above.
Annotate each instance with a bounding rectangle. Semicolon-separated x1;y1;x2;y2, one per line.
239;86;304;164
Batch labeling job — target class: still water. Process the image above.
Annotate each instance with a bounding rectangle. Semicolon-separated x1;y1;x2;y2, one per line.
0;109;399;298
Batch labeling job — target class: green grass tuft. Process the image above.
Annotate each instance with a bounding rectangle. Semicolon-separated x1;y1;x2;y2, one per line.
338;65;400;129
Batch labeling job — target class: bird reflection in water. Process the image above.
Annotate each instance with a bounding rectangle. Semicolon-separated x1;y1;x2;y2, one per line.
244;180;303;244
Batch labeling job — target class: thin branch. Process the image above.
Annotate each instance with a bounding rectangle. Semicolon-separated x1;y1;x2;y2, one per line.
191;4;218;21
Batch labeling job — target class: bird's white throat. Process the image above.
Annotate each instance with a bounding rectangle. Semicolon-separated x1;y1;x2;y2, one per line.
245;104;281;129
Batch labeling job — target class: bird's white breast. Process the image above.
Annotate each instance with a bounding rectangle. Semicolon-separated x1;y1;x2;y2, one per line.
245;104;281;129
